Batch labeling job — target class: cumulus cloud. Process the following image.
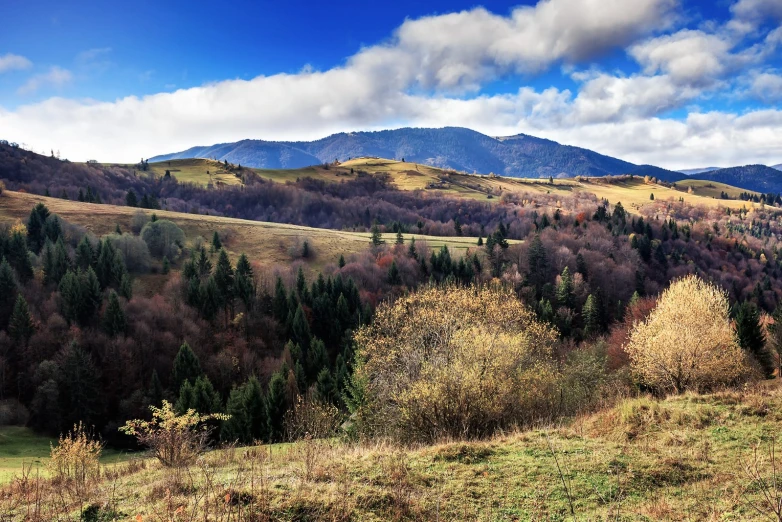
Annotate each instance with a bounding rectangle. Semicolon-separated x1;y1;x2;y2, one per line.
0;0;781;170
751;71;782;101
730;0;782;31
0;53;32;73
17;66;73;95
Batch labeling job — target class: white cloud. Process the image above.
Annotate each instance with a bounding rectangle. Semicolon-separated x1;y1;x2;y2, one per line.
730;0;782;31
0;53;32;73
17;66;73;95
750;71;782;101
0;0;781;170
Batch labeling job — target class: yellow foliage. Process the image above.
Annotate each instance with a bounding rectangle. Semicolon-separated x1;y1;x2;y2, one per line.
354;284;558;441
49;422;103;491
626;275;750;394
10;219;26;236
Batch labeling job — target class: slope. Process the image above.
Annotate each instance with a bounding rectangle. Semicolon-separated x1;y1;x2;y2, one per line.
690;164;782;193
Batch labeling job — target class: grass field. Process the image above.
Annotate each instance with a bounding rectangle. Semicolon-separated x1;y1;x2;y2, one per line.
6;385;782;519
0;426;131;483
146;157;757;214
0;191;487;275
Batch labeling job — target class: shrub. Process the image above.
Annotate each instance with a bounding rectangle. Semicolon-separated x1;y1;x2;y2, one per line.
48;422;103;495
626;275;751;394
140;219;185;259
119;400;228;469
130;210;149;235
352;284;558;442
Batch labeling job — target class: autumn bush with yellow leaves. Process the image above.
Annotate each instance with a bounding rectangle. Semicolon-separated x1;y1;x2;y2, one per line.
626;274;755;394
352;284;560;442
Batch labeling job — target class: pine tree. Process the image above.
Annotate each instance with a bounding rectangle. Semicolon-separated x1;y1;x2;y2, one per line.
407;237;417;259
234;253;255;312
9;294;34;344
315;367;337;404
199;276;220;321
125;190;138;207
75;236;95;271
222;385;250;442
213;249;234;324
387;260;401;285
59;343;102;431
338;254;346;268
8;231;33;283
0;258;17;328
211;231;222;252
273;277;288;322
80;267;102;324
526;234;547;295
26;203;50;254
196;246;212;276
244;376;267;442
370;221;384;246
454;218;462;237
477;236;483;246
49;237;70;285
103;291;126;336
556;267;574;308
301;240;310;258
307;338;328;381
292;304;311;351
582;294;601;338
119;274;133;300
576;252;588;281
735;301;773;378
172;342;202;390
266;370;288;442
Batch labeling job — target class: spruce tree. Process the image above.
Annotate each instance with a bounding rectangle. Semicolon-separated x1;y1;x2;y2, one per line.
0;258;17;328
582;294;601;338
556;267;574;308
395;230;404;245
266;370;288;442
172;342;203;390
75;236;95;271
273;276;288;322
307;338;328;381
196;246;212;276
407;237;417;259
222;385;250;442
80;267;102;325
526;234;547;295
315;367;337;404
292;304;312;351
125;189;138;207
149;370;164;407
387;260;401;285
103;291;126;336
338;254;346;268
58;271;80;323
370;221;384;246
735;301;773;378
199;276;220;321
243;376;267;442
59;343;102;431
8;231;33;283
213;249;235;320
119;274;133;300
9;294;34;345
211;231;222;252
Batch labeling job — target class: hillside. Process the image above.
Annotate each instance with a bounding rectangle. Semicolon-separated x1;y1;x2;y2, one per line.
150;127;687;181
5;386;782;520
690;164;782;194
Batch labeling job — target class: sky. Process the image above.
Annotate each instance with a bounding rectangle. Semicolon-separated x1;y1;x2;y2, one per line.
1;0;782;169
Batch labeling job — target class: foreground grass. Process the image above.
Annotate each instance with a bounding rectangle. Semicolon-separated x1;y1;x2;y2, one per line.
6;385;782;520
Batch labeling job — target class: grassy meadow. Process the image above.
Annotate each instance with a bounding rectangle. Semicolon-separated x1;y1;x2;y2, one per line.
5;385;782;520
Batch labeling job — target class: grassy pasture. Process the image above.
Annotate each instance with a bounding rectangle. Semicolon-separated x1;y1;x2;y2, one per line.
0;192;485;274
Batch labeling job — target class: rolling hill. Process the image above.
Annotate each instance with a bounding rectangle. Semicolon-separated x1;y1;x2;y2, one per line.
689;164;782;194
151;127;687;181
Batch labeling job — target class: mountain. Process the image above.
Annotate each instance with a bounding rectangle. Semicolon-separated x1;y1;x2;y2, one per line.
772;164;782;171
689;165;782;193
678;167;721;175
151;127;686;181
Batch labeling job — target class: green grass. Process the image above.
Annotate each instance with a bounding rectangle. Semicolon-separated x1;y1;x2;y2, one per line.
0;426;131;483
147;158;243;187
6;386;782;519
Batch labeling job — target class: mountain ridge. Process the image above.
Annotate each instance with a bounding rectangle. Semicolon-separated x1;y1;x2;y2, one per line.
150;127;686;182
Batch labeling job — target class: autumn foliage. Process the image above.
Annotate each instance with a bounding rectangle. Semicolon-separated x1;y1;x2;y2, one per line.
353;285;558;442
626;275;751;393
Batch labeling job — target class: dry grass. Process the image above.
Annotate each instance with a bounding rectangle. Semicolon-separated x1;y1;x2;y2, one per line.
6;384;782;520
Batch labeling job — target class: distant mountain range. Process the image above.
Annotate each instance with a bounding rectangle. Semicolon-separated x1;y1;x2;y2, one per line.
150;127;782;192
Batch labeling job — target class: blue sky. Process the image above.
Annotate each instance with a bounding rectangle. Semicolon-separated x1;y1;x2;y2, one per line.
1;0;782;168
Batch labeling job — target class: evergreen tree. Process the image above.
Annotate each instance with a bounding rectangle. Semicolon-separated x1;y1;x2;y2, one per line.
75;236;95;271
199;276;221;321
0;258;17;328
338;254;346;268
477;236;483;246
301;240;310;258
273;277;288;322
292;305;311;351
575;252;588;281
59;343;103;430
125;189;138;207
211;231;222;252
177;376;222;414
244;376;267;442
80;267;102;324
735;301;773;378
370;221;384;246
9;294;34;345
196;246;212;276
103;291;126;336
307;338;328;381
172;342;202;390
526;234;547;296
407;237;417;259
387;260;401;285
315;367;337;404
48;237;70;286
266;370;288;442
119;273;133;300
234;253;255;312
8;231;33;283
582;294;601;338
222;385;250;442
213;249;234;323
26;203;50;254
768;305;782;378
556;266;574;308
395;230;404;245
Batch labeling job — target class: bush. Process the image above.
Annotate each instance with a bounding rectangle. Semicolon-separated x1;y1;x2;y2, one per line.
626;275;751;394
140;219;185;259
119;400;227;469
352;284;558;442
49;422;103;495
